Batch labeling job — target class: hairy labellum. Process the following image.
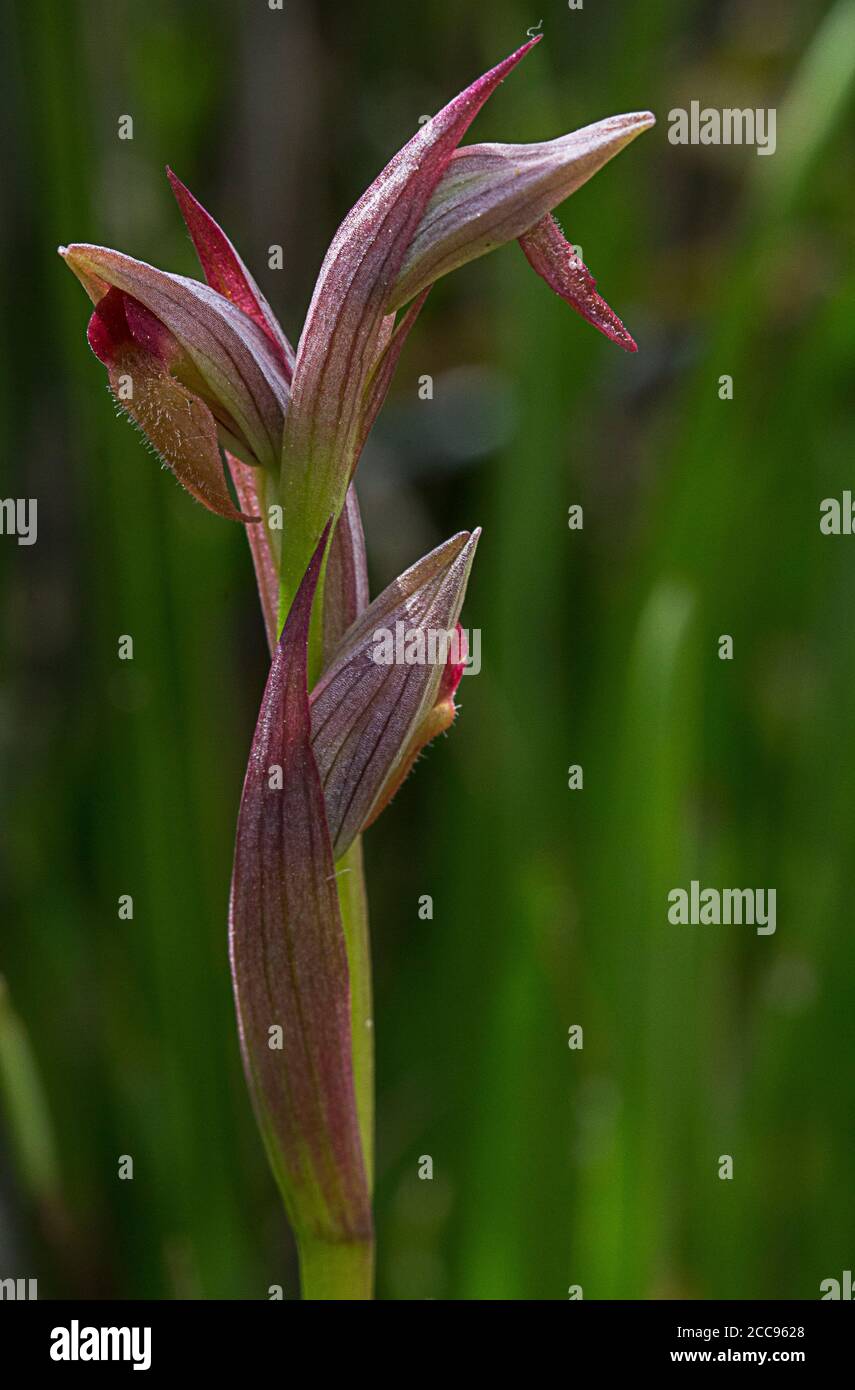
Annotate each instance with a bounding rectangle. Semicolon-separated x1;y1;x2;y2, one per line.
85;285;256;521
61;243;290;478
519;213;639;351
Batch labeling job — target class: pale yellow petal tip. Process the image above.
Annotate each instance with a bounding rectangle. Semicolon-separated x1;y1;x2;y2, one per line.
611;111;657;142
58;245;109;305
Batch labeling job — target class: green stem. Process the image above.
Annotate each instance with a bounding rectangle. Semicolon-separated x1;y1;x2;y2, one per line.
293;839;374;1301
336;836;374;1190
298;1233;374;1300
277;516;334;686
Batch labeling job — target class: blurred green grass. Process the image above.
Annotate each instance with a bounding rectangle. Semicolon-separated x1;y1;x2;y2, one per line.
1;0;854;1299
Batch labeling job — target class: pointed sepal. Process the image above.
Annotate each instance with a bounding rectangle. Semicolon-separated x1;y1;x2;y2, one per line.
390;111;654;313
277;41;538;613
167;168;296;377
311;530;479;860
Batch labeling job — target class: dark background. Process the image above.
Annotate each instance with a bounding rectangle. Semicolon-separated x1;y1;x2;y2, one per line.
1;0;854;1299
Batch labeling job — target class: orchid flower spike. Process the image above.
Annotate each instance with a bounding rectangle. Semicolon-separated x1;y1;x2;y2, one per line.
59;37;652;600
60;39;654;1299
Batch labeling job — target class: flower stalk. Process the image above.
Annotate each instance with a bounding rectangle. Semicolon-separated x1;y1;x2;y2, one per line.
60;39;652;1298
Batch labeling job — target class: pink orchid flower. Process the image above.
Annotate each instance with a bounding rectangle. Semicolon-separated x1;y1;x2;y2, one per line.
61;39;653;1298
